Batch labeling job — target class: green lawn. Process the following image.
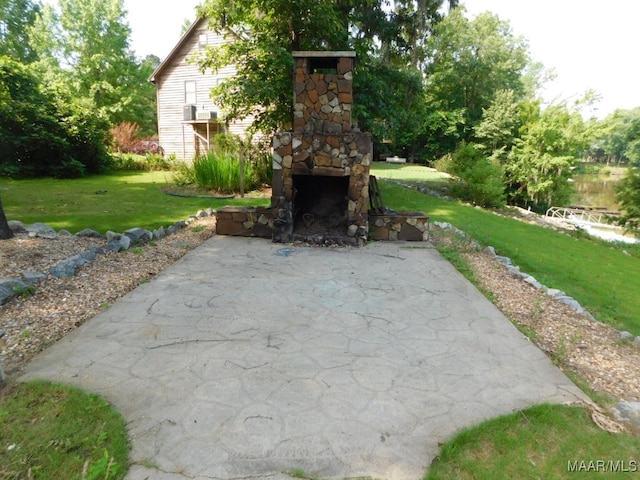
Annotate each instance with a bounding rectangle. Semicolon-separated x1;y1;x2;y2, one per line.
0;381;128;480
426;404;640;480
370;161;450;183
371;165;640;334
0;171;269;235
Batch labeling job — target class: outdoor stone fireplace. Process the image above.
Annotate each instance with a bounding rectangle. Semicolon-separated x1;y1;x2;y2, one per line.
271;51;372;246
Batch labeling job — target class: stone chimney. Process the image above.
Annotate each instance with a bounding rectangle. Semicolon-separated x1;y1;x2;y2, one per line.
272;51;372;246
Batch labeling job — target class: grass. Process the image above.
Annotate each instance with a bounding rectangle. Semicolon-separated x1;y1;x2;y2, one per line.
0;381;128;479
370;162;450;187
371;168;640;334
426;404;640;479
0;171;269;235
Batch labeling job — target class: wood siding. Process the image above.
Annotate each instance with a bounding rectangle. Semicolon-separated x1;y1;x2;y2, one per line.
154;19;254;161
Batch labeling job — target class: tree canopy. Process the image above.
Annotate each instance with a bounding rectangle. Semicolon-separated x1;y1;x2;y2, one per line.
0;0;41;62
195;0;454;139
29;0;157;134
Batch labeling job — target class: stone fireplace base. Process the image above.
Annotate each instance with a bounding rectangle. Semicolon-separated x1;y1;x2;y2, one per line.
215;204;430;244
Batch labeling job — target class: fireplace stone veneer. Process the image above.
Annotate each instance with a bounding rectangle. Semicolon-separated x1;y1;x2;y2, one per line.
271;51;372;246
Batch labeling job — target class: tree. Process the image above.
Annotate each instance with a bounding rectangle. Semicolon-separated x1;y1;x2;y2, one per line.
594;108;640;165
0;0;41;62
389;0;459;69
0;195;13;239
474;89;519;159
504;101;591;210
195;0;451;141
615;166;640;236
29;0;156;131
0;55;110;177
422;8;531;156
353;59;427;160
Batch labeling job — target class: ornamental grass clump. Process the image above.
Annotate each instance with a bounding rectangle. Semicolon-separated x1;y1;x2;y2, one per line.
188;133;271;194
192;151;259;193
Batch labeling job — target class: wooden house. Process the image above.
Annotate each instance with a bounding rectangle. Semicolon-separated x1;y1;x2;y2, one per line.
149;17;252;161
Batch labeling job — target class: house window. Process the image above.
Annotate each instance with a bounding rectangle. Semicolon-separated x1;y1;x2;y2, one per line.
185;81;196;105
198;33;207;48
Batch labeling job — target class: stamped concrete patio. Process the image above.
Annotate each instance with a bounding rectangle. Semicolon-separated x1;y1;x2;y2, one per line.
21;236;587;479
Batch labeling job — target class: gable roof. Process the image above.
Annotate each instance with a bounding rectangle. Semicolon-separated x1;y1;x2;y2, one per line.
148;16;207;83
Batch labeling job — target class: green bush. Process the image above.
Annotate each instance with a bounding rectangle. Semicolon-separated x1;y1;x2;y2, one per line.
0;56;111;178
441;142;506;208
110;153;146;171
110;152;178;172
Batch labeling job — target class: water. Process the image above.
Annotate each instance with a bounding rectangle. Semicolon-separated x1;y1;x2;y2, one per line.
569;169;638;243
570;173;621;212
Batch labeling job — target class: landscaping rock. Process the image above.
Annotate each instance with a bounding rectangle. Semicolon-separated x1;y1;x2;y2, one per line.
153;227;166;240
105;234;131;252
26;222;56;238
8;221;26;233
58;229;73;236
167;221;187;234
555;295;581;310
546;288;566;298
620;331;635;341
495;255;512;266
0;278;30;305
612;402;640;428
523;275;543;290
22;271;47;284
124;227;153;244
50;254;91;278
50;261;79;278
76;228;103;238
506;266;527;279
106;240;124;252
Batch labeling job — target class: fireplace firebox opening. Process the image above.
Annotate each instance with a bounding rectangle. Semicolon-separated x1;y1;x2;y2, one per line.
293;175;349;236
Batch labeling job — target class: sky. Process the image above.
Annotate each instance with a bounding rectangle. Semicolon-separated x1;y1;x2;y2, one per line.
122;0;639;119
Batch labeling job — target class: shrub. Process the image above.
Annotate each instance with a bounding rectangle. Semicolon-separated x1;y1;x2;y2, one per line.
172;160;196;187
109;122;140;153
0;56;111;178
111;153;146;171
442;142;506;208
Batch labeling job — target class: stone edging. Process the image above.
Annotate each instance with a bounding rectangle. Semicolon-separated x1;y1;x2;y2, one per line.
0;208;215;306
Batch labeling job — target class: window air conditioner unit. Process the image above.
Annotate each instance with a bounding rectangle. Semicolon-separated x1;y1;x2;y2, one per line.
196;111;217;120
183;105;196;121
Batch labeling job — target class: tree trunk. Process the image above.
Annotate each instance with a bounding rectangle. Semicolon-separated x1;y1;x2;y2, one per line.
0;195;14;240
